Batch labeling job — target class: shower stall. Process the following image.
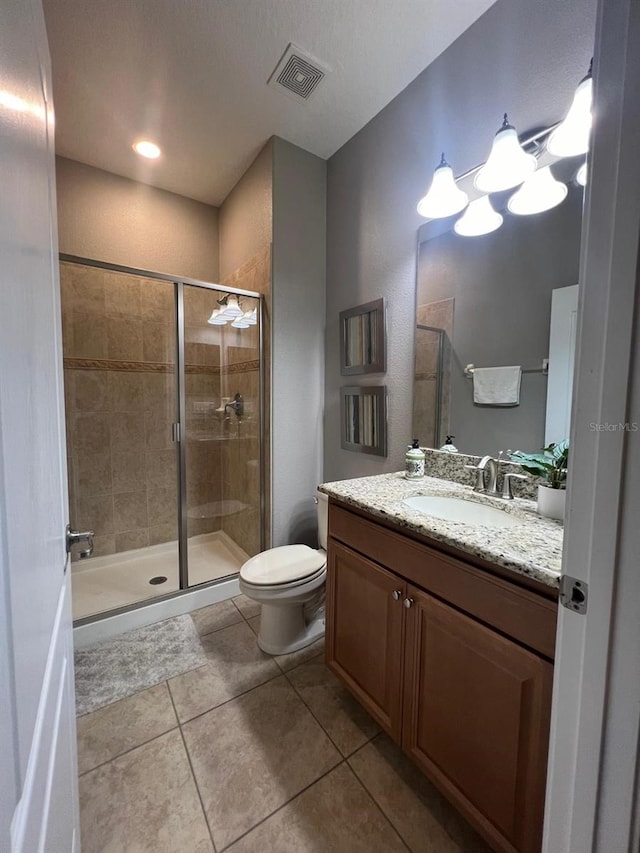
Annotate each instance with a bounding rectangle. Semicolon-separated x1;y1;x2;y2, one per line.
60;256;267;622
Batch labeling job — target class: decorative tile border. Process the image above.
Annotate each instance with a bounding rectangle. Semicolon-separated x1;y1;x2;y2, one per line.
63;358;260;376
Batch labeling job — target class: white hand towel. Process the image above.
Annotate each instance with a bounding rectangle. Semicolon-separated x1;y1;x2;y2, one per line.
473;366;522;406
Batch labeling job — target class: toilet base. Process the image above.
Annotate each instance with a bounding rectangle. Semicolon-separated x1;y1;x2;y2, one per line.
256;600;325;656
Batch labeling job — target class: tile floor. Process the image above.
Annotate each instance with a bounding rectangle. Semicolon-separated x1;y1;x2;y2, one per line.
76;594;491;852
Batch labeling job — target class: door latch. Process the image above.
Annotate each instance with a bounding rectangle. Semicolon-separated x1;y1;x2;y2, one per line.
559;575;588;615
66;524;94;559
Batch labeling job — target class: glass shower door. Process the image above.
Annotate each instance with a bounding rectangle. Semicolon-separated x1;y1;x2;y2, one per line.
182;284;262;587
61;260;180;619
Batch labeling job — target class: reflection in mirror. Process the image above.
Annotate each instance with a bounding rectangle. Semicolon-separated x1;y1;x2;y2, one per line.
412;325;445;449
340;385;387;456
413;172;583;457
340;298;386;375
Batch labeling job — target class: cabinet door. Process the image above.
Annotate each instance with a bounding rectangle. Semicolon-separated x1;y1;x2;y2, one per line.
403;587;552;853
326;540;405;741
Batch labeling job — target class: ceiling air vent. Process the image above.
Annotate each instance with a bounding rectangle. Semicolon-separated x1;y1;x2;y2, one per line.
268;43;330;102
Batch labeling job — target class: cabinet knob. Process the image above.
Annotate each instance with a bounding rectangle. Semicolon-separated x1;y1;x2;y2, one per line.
404;597;414;609
392;590;402;601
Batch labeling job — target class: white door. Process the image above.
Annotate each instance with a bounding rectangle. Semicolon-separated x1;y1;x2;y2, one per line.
0;1;80;851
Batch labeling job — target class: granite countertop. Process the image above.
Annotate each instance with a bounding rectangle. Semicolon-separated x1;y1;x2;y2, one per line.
319;472;563;589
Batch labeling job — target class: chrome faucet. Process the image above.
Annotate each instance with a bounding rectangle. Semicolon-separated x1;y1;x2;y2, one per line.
466;455;500;496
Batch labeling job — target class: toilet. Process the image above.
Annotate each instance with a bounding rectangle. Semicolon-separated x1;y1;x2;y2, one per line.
239;490;328;655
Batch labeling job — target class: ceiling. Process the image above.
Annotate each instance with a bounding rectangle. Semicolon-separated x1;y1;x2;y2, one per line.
43;0;496;206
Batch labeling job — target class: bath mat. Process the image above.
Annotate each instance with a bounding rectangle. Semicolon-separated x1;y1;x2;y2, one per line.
74;615;207;716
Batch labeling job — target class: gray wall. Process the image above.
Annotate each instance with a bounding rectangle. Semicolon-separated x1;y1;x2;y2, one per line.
56;157;219;280
218;142;273;280
324;0;597;481
272;138;327;547
417;183;584;458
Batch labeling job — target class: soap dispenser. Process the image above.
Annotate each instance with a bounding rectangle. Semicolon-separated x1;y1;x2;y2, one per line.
439;435;459;453
405;439;426;479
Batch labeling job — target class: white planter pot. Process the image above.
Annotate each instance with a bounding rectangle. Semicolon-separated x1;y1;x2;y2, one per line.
537;485;566;520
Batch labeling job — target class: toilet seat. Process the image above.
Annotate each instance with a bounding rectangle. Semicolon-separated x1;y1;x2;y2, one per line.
240;544;326;587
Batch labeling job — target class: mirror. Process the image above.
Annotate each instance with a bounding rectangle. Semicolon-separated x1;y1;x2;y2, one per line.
413;169;584;457
340;298;386;375
341;385;387;456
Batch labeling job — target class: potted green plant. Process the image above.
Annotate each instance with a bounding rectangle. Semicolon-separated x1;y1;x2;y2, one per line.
510;440;569;520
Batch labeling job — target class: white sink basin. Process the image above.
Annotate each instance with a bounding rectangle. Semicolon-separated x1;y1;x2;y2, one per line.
403;495;522;528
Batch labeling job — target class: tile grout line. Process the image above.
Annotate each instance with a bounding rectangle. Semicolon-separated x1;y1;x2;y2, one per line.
171;668;283;726
77;722;180;779
282;653;380;760
346;752;413;853
167;679;219;853
216;758;347;853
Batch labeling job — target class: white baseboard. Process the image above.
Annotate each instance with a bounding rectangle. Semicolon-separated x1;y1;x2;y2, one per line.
73;576;240;649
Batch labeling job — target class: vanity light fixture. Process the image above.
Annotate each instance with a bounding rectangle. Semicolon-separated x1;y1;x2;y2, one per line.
416;153;469;219
242;308;258;326
547;61;593;158
454;196;503;237
576;161;588;186
507;166;568;216
231;317;251;329
132;139;161;159
474;114;537;194
216;294;243;318
207;308;228;325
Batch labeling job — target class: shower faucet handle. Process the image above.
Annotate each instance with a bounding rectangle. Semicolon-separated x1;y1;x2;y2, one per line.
66;524;94;559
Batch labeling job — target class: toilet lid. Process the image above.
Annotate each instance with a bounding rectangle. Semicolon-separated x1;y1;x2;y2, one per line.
240;544;326;586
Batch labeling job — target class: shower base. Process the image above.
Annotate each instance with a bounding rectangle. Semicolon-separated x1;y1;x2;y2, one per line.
71;531;249;621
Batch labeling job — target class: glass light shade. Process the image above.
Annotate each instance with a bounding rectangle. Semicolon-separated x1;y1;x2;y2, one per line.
474;116;537;193
576;161;588;186
207;308;227;325
231;318;250;328
416;155;468;219
221;295;243;318
454;196;503;237
547;73;592;158
242;308;258;325
507;166;568;216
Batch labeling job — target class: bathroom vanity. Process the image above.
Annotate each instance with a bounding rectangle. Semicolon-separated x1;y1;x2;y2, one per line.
320;472;561;853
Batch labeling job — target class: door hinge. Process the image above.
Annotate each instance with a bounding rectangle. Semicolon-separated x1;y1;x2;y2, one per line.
560;575;588;614
172;422;181;442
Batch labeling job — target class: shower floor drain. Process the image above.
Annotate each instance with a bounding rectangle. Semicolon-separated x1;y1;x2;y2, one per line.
149;576;168;585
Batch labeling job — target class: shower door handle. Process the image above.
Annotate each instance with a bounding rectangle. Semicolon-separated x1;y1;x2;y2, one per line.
66;524;94;559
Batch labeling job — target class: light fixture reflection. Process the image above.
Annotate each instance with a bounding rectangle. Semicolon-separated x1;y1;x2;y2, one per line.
133;139;161;159
220;294;243;318
547;63;592;158
508;166;568;216
417;154;468;219
474;114;537;193
454;196;503;237
576;162;588;186
231;318;250;328
207;308;227;326
242;308;258;326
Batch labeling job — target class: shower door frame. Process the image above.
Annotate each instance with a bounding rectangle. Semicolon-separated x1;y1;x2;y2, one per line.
60;254;266;625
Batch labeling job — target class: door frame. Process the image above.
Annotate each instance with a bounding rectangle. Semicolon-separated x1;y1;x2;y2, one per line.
543;0;640;849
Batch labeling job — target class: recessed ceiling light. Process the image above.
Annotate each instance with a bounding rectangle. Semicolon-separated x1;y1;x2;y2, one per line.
133;140;161;159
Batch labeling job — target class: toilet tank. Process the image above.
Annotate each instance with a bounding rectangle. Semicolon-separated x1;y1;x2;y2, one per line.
316;490;329;550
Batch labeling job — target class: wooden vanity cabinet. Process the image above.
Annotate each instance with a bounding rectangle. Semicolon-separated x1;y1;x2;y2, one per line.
326;500;557;853
326;541;406;740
